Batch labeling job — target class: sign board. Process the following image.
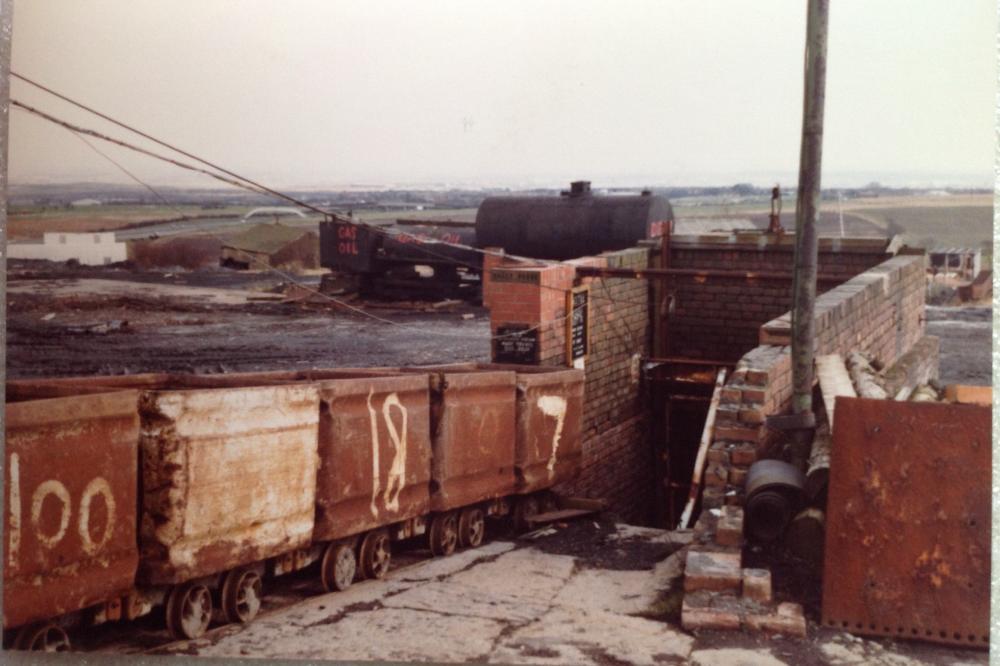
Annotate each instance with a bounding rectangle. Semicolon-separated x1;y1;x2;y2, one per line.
491;269;541;285
494;324;538;364
565;286;590;366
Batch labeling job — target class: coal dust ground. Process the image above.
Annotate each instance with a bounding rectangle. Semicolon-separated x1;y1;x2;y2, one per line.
924;305;991;386
6;261;990;385
6;261;491;378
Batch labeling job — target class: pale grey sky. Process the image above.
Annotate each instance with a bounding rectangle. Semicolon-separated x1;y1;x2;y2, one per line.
9;1;997;189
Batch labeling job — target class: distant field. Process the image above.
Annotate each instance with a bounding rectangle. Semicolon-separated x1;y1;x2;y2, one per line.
675;194;992;250
7;204;251;240
6;205;479;241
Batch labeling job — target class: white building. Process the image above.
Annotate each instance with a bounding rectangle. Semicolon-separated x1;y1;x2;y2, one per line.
8;232;128;265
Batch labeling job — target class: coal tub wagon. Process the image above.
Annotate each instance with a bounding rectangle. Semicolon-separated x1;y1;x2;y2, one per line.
319;181;674;298
4;363;583;650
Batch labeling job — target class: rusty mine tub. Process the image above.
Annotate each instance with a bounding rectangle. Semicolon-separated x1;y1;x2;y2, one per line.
402;363;585;496
8;373;321;586
4;389;141;635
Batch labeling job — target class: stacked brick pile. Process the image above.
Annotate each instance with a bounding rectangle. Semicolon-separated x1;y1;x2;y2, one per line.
681;506;807;636
706;254;927;506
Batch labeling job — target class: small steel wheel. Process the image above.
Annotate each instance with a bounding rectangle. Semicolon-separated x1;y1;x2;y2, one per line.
221;568;262;624
512;495;540;533
14;623;70;651
428;511;459;557
321;542;357;592
457;507;486;548
165;582;213;640
358;528;392;580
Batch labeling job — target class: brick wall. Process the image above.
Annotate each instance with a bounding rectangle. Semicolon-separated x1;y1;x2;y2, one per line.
666;235;890;362
485;246;655;524
702;254;927;510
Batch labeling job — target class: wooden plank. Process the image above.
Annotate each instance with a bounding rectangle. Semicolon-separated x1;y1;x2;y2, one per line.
525;508;596;524
815;354;856;431
677;367;727;529
944;384;991;406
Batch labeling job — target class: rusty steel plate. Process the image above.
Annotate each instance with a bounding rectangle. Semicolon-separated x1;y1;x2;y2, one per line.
4;391;140;629
313;373;433;542
513;368;585;493
823;397;990;648
428;370;517;512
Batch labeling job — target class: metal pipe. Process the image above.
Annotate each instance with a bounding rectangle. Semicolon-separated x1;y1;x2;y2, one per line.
575;266;842;283
645;356;736;367
790;0;829;426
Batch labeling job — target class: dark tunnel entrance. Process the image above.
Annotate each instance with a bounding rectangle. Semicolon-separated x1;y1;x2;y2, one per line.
648;360;731;529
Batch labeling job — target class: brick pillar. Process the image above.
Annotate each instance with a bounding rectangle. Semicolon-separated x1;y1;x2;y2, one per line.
480;247;505;310
486;262;575;366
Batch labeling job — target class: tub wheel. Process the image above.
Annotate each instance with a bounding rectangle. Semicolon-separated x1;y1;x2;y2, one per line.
359;528;392;579
166;582;213;640
458;507;486;548
14;623;70;651
512;495;540;533
321;542;357;592
221;568;262;624
429;511;459;557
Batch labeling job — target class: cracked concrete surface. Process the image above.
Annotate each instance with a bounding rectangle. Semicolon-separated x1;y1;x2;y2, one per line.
156;524;987;666
160;534;692;664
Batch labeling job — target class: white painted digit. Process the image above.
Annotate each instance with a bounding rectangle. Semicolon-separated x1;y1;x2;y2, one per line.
78;477;116;555
31;480;71;549
8;453;20;569
537;395;568;477
382;393;408;513
367;387;381;517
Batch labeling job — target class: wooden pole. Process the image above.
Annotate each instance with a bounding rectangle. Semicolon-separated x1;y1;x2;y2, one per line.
790;0;830;455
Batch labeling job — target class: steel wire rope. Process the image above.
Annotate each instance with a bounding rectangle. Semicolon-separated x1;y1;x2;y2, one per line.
12;82;662;313
11;71;562;273
13;101;594;340
11;74;664;312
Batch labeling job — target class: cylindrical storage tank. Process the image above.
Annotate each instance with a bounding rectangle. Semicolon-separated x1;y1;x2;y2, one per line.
475;181;674;260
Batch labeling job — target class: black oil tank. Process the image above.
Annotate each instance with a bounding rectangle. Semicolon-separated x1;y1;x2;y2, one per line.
475;181;673;260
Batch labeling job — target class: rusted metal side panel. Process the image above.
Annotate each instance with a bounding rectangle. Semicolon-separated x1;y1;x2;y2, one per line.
513;369;585;493
823;397;990;648
138;385;319;585
429;371;517;512
3;391;140;629
312;374;432;542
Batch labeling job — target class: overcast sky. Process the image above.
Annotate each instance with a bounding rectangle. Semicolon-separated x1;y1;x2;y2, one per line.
9;1;997;189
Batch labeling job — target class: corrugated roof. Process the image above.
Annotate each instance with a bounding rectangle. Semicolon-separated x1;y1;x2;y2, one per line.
222;223;313;254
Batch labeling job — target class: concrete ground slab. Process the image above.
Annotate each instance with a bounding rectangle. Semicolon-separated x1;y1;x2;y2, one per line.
151;520;987;666
690;647;789;666
383;579;551;623
493;606;694;666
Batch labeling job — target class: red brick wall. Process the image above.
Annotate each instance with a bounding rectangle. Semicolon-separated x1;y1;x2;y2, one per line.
666;236;890;362
701;254;927;509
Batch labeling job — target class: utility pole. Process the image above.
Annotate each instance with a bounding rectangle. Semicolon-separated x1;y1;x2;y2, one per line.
790;0;829;425
1;0;11;445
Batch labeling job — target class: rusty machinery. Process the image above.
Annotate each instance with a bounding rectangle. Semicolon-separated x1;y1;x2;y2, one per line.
318;181;675;299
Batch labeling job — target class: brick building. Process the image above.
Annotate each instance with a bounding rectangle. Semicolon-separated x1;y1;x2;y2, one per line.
482;232;926;528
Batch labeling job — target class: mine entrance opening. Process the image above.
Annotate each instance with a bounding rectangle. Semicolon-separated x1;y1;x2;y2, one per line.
648;361;730;529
